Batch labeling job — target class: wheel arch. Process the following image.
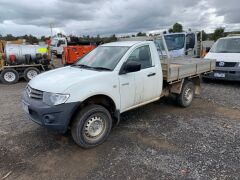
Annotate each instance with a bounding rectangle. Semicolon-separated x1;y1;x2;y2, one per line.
170;76;200;95
69;94;119;128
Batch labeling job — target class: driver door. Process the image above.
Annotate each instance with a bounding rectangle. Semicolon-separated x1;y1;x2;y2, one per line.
119;45;159;112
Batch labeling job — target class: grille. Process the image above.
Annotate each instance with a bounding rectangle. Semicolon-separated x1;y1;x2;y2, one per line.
26;85;43;99
216;62;237;67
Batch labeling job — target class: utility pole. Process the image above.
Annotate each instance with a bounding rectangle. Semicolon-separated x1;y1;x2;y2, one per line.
50;23;53;38
49;23;53;61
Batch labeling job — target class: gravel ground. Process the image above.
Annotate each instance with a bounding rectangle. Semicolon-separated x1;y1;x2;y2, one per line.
201;80;240;109
0;80;239;180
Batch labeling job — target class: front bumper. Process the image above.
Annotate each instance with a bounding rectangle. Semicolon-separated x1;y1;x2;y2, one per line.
21;91;79;133
203;67;240;81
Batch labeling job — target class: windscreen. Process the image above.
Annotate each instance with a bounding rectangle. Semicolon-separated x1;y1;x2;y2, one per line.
210;38;240;53
51;39;58;46
76;46;129;70
164;34;185;51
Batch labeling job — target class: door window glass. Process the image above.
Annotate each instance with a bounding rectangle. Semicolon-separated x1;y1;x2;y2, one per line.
127;45;152;69
186;33;195;49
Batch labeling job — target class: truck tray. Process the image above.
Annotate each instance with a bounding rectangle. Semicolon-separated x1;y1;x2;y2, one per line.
161;57;216;82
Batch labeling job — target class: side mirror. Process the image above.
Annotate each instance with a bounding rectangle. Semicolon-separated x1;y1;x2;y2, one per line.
120;61;141;75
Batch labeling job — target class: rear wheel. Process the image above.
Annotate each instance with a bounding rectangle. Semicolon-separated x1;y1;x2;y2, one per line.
24;67;40;81
177;81;195;107
0;69;19;84
71;104;112;148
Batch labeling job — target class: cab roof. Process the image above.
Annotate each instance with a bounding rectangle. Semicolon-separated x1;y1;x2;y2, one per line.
219;36;240;40
101;41;147;47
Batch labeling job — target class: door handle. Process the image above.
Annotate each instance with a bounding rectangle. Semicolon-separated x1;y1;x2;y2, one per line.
147;73;156;77
121;83;129;86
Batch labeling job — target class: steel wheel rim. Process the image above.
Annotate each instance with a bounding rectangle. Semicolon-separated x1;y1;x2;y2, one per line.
83;115;106;142
4;72;16;82
184;87;193;103
27;70;38;80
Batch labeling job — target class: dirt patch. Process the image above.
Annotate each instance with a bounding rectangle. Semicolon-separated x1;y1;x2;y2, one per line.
134;133;176;150
18;148;98;180
216;106;240;120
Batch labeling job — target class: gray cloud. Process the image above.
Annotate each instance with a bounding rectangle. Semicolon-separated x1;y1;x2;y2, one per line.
0;0;239;36
209;0;240;24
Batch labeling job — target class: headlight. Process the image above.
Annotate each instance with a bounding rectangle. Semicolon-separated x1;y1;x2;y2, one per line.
43;92;70;106
238;63;240;67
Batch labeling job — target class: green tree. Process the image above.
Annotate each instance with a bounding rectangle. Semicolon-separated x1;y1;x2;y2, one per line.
173;23;183;32
212;27;225;41
4;34;17;41
201;30;208;41
21;35;38;44
40;36;46;41
108;34;117;42
169;23;183;33
137;32;146;36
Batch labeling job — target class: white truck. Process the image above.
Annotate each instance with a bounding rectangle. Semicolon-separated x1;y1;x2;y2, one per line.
21;40;215;148
50;36;67;57
203;35;240;81
119;32;202;58
160;32;201;58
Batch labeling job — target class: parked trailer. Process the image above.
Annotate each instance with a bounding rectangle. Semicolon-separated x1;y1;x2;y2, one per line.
0;63;53;84
0;44;53;84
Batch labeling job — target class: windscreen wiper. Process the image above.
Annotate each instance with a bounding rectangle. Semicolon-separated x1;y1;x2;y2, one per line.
72;64;92;69
72;64;111;71
217;51;231;53
91;67;112;71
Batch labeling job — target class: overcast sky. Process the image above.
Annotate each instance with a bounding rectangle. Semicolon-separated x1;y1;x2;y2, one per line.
0;0;239;37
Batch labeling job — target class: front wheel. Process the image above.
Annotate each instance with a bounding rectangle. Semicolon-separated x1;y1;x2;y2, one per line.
71;105;112;148
177;81;195;108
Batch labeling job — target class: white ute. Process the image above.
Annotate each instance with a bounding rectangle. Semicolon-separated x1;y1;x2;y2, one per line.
21;39;215;148
204;35;240;81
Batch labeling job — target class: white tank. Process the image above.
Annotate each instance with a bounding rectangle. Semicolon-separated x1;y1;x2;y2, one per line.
4;44;48;64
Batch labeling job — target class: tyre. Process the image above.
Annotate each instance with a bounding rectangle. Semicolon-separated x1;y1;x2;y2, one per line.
0;69;19;84
177;81;195;108
56;54;62;58
24;67;40;81
202;76;210;83
71;104;112;148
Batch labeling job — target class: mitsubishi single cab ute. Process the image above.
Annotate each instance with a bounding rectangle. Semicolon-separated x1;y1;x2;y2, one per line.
21;40;215;148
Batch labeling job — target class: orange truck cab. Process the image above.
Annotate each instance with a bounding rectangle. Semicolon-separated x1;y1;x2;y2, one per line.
62;45;96;65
